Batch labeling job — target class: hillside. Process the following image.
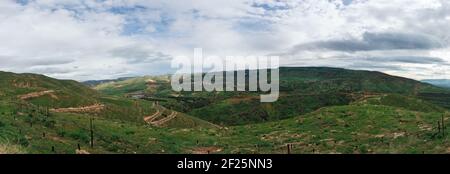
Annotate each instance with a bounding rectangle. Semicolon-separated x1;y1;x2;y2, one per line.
0;71;215;127
0;71;99;108
83;77;134;87
94;67;438;95
93;75;171;96
0;71;153;123
1;67;450;154
91;67;450;126
221;104;450;154
1;100;448;154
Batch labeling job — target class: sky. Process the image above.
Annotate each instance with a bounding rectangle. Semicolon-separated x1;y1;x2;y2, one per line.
1;0;450;81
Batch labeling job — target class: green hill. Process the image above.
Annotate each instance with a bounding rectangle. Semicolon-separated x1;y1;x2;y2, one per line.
91;67;450;126
0;71;99;108
221;104;449;154
93;75;171;96
0;71;153;124
1;67;450;154
0;71;215;127
1;100;448;154
354;94;446;113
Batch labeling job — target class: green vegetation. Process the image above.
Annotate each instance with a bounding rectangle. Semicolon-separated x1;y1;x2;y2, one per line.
2;99;449;154
222;105;450;154
92;67;450;126
1;67;450;154
0;71;98;108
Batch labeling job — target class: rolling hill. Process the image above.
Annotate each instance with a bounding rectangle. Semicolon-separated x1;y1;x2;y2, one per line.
0;71;99;108
83;77;134;87
0;71;214;127
91;67;450;126
1;67;450;154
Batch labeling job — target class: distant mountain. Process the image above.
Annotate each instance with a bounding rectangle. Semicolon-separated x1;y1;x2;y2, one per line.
82;77;134;87
422;79;450;88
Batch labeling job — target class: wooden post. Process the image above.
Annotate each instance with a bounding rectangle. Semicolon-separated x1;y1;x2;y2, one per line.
438;121;441;134
287;144;291;154
77;144;81;150
90;118;94;148
442;114;445;137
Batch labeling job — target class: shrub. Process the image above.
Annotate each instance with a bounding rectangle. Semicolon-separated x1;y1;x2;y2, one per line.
67;130;89;143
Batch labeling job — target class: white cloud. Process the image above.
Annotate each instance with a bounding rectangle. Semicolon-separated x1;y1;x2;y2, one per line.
1;0;450;80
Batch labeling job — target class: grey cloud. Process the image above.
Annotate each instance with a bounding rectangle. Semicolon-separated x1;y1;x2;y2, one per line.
0;55;75;66
28;59;75;66
27;66;73;74
110;47;171;64
345;62;406;71
292;32;444;53
362;56;446;64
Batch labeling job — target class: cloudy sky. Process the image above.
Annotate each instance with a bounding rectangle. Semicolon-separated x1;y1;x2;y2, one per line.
1;0;450;81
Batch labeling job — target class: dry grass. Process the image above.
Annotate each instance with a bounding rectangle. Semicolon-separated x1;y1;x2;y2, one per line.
0;144;26;154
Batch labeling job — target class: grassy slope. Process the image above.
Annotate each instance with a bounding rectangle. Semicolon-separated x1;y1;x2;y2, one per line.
185;67;450;125
91;67;450;126
94;75;171;96
222;104;450;154
0;144;26;154
94;77;149;96
1;68;449;154
0;100;220;154
2;100;449;154
0;71;214;127
0;71;98;108
356;94;446;113
160;112;221;129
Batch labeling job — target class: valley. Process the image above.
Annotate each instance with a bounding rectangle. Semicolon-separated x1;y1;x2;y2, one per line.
1;67;450;154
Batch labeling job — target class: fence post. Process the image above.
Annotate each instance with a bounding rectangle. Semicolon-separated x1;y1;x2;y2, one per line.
442;114;445;137
438;121;441;134
90;118;94;148
287;144;291;154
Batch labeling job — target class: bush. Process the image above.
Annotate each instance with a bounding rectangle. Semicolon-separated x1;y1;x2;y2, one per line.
15;136;29;147
67;130;89;143
57;129;66;137
40;118;56;128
